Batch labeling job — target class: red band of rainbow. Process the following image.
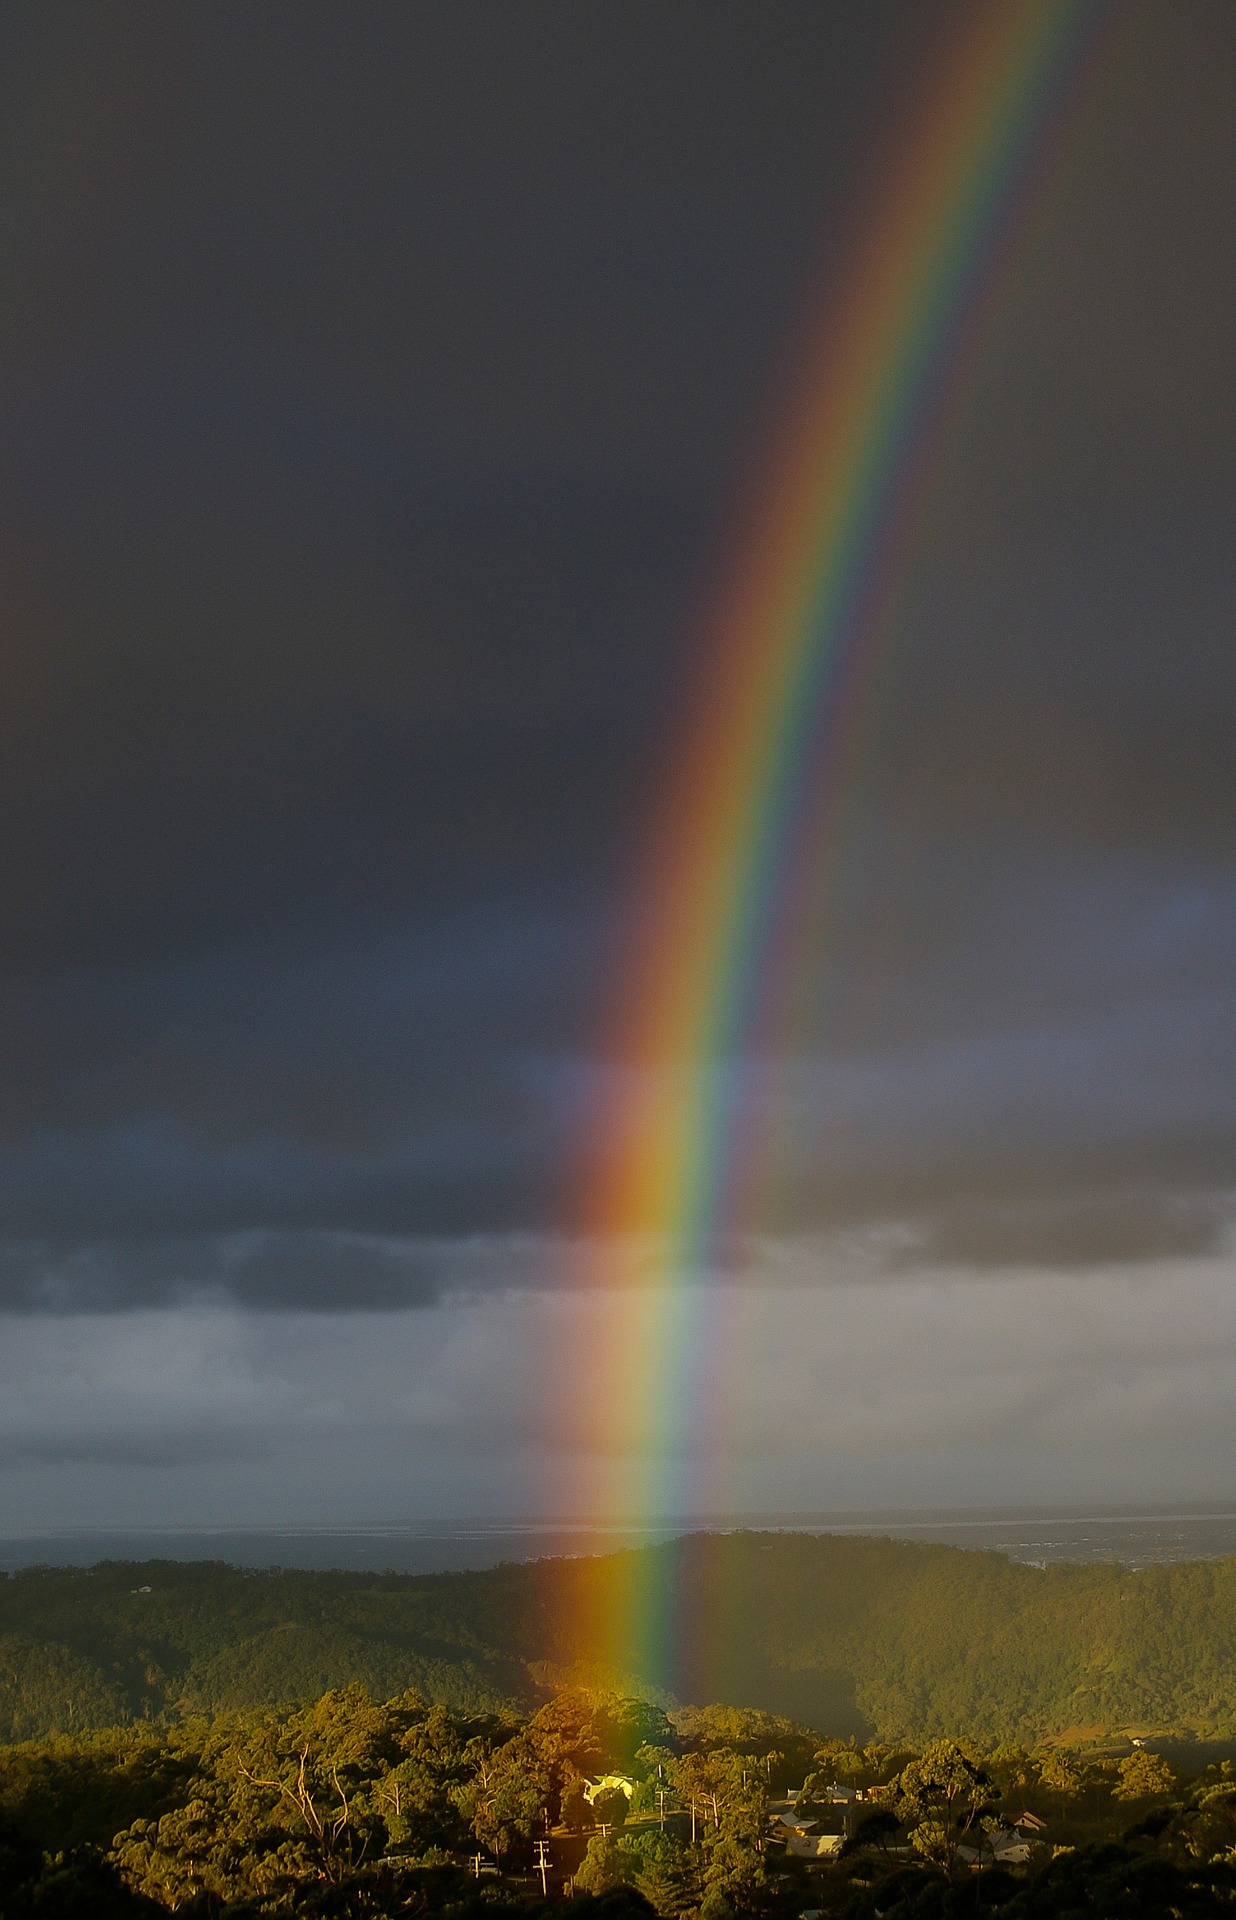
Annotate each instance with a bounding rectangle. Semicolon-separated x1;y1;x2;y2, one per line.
574;0;1110;1695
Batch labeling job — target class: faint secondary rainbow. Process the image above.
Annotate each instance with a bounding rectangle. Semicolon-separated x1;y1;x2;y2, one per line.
575;0;1108;1691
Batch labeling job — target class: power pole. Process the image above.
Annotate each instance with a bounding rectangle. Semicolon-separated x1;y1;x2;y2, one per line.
534;1841;550;1897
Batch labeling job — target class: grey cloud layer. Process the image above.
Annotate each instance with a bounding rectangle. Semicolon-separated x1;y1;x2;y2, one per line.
2;1263;1235;1524
0;848;1229;1305
0;1231;568;1314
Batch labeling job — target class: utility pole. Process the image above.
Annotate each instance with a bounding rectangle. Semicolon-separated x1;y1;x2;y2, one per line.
534;1841;550;1897
658;1787;666;1830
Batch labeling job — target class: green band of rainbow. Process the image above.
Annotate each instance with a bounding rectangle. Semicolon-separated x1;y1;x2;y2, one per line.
578;0;1108;1695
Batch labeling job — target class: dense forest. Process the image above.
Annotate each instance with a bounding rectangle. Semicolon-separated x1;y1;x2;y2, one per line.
1;1680;1235;1918
3;1535;1236;1748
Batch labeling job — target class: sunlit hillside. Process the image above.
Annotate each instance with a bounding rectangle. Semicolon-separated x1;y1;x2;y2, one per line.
4;1534;1236;1748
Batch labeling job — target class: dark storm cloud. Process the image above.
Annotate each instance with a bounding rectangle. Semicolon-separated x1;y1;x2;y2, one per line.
0;1228;561;1313
907;1190;1231;1271
0;1425;258;1470
0;3;1230;1306
753;843;1235;1267
0;848;1227;1301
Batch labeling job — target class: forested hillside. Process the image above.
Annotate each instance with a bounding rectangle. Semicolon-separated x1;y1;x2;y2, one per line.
5;1683;1235;1919
3;1534;1236;1747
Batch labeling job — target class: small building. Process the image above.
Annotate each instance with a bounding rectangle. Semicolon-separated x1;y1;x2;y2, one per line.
784;1830;844;1859
958;1828;1039;1868
583;1775;635;1804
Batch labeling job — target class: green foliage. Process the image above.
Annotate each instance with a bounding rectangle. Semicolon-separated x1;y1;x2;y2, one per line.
575;1828;700;1917
591;1788;629;1830
568;1880;658;1920
105;1686;516;1907
6;1537;1236;1749
840;1806;900;1861
562;1776;595;1832
0;1802;161;1920
112;1687;391;1907
1176;1778;1236;1860
1034;1749;1085;1802
889;1741;994;1878
455;1730;549;1863
0;1729;196;1852
0;1634;130;1742
2;1676;1236;1917
992;1842;1236;1917
0;1561;535;1740
1113;1747;1176;1801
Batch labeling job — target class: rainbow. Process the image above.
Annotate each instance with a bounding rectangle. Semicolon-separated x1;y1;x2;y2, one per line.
575;0;1108;1695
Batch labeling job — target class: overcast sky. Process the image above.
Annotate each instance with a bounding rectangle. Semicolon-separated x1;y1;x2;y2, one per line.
0;2;1232;1527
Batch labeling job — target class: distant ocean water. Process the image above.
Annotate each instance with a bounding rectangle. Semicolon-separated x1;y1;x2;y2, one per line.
3;1507;1236;1574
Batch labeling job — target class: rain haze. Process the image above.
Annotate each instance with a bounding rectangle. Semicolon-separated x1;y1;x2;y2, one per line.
0;2;1232;1532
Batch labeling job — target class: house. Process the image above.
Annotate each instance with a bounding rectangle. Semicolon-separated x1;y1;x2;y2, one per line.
583;1775;635;1804
958;1828;1038;1868
783;1831;844;1859
772;1813;815;1831
771;1812;848;1860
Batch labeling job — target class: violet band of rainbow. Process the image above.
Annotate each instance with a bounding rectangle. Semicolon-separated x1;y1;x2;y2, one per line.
576;0;1110;1695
